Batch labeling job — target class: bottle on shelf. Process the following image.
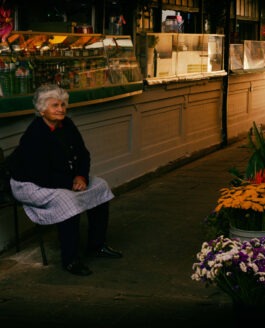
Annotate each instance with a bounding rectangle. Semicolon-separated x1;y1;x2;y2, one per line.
14;61;31;95
0;66;11;97
0;56;14;97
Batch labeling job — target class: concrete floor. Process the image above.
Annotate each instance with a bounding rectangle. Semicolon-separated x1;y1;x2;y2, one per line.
0;138;251;327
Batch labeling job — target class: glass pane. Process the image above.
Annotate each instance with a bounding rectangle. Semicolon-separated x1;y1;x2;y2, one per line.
175;34;206;74
103;36;142;83
243;40;265;69
208;35;224;72
229;44;244;70
155;34;174;77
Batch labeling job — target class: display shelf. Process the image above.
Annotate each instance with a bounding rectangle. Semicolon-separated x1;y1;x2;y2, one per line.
0;31;143;116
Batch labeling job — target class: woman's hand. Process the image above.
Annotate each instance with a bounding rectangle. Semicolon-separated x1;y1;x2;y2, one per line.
72;176;87;191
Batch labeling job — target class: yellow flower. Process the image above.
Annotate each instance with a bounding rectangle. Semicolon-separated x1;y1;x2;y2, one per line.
215;183;265;213
241;201;254;210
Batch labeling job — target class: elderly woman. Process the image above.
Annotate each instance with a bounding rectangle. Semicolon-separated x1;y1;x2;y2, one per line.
9;84;122;276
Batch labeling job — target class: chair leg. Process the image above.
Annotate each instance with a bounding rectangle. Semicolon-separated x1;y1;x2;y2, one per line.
35;224;48;266
13;202;20;252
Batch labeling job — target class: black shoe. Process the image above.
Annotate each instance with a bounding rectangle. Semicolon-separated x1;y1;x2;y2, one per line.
88;244;123;258
64;259;92;276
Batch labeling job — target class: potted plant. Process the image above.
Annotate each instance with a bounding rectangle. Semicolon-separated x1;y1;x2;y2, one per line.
204;121;265;240
215;181;265;237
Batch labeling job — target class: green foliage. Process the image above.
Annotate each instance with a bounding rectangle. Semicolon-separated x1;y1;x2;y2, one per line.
246;121;265;179
202;209;230;240
228;166;245;186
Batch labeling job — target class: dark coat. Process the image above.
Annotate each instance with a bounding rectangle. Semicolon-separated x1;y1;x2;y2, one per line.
8;116;91;190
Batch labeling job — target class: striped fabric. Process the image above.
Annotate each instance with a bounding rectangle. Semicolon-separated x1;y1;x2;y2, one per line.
10;176;114;225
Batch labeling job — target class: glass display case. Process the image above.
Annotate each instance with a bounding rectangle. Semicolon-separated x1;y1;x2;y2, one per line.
0;31;142;98
136;32;225;82
243;40;265;69
230;40;265;71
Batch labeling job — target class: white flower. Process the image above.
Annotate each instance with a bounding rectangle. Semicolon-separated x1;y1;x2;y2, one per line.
219;253;233;262
239;262;248;272
251;263;259;273
191;273;200;281
256;252;265;259
208;260;216;267
201;268;208;276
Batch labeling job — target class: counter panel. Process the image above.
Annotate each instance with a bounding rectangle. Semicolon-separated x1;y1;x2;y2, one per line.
141;104;182;149
228;72;265;139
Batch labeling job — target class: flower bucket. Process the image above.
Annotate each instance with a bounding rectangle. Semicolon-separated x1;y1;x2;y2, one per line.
229;225;265;241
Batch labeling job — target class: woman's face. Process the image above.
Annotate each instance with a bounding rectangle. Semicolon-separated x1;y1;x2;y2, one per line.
41;98;67;127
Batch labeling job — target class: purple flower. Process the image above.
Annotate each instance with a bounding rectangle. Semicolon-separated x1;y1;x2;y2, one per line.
191;235;265;306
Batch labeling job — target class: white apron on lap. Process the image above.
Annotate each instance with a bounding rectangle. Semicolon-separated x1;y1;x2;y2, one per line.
10;176;114;225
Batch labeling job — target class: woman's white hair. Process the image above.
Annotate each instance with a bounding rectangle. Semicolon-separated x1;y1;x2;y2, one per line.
33;84;69;113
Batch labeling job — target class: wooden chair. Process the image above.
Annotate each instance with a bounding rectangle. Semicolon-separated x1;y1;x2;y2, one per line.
0;147;48;265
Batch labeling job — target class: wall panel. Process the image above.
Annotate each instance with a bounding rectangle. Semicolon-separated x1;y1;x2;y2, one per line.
227;72;265;139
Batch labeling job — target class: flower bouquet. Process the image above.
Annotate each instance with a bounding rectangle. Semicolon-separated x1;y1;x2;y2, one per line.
191;235;265;309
